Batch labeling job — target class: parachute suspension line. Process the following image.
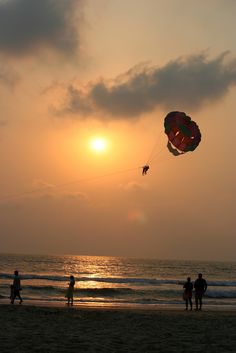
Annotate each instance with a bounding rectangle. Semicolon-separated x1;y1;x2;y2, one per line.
0;166;140;203
145;128;163;165
147;144;167;164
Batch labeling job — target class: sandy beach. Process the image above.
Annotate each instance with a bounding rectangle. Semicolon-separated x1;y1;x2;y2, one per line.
0;304;236;353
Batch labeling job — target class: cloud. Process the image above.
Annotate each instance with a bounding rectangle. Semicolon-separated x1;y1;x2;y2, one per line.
28;180;88;203
0;62;19;87
56;52;236;119
0;119;8;127
120;181;148;192
31;179;56;190
0;0;83;57
0;178;90;205
34;190;89;203
61;191;88;201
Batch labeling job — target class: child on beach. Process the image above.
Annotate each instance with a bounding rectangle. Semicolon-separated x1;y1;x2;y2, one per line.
65;275;75;306
183;277;193;310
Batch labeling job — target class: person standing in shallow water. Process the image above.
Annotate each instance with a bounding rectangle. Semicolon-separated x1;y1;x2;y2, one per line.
183;277;193;310
11;270;23;304
194;273;207;310
65;275;75;306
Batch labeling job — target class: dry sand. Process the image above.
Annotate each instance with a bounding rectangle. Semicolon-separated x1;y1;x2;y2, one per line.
0;304;236;353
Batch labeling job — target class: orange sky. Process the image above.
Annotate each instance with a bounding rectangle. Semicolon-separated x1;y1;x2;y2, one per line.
0;0;235;260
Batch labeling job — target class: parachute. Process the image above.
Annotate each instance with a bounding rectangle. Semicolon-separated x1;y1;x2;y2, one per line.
164;111;201;155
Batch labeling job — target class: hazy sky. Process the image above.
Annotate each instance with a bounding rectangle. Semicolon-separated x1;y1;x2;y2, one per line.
0;0;235;261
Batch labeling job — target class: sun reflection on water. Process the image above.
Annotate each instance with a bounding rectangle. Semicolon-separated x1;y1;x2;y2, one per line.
62;255;125;290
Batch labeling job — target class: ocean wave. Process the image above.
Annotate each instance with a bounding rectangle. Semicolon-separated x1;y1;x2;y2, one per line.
1;272;236;288
0;284;134;296
1;282;236;300
28;286;134;297
0;273;67;282
206;290;236;299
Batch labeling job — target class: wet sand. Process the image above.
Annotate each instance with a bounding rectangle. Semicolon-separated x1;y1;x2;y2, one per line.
1;304;236;353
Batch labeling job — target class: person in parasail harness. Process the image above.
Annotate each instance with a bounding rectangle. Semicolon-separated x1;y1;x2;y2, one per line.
142;165;150;175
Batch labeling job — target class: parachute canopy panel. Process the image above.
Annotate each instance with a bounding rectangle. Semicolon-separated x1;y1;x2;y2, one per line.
164;111;201;154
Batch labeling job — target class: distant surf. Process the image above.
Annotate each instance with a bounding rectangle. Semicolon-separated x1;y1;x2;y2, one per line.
1;254;236;308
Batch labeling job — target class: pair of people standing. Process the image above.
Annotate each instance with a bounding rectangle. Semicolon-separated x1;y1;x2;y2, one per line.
183;273;207;310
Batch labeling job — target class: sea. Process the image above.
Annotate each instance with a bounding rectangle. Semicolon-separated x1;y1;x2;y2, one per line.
0;254;236;309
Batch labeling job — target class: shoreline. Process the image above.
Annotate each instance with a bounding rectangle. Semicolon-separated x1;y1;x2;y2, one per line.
1;299;236;312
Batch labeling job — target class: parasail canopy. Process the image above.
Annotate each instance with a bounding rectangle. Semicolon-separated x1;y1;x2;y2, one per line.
164;111;201;155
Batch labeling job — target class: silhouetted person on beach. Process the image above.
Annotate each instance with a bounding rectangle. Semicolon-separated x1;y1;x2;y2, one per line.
11;270;23;304
65;275;75;306
194;273;207;310
142;165;149;175
183;277;193;310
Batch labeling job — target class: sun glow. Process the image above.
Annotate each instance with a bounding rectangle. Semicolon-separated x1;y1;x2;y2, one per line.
90;137;107;153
